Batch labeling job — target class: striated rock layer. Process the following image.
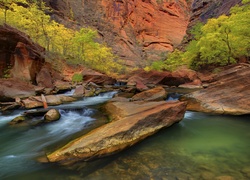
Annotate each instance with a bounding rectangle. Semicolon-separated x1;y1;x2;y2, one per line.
180;64;250;115
44;0;191;66
46;100;186;165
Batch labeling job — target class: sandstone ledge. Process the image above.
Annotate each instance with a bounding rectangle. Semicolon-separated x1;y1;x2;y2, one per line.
180;64;250;115
46;101;186;165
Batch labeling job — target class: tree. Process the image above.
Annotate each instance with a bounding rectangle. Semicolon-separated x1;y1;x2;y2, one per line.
71;28;98;63
184;0;250;70
0;0;124;75
0;0;27;24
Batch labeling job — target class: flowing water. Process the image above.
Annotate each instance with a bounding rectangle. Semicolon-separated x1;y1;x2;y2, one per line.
0;92;250;180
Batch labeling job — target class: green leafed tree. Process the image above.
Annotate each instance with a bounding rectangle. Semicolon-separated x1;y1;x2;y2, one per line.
0;0;123;75
185;0;250;70
0;0;27;24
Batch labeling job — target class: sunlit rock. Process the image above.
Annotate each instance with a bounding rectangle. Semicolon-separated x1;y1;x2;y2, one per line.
131;86;167;101
46;101;186;165
44;109;61;122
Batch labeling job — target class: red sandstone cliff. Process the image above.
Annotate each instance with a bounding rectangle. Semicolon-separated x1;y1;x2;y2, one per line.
44;0;191;66
44;0;242;66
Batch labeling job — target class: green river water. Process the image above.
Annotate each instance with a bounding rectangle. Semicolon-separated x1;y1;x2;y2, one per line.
0;92;250;180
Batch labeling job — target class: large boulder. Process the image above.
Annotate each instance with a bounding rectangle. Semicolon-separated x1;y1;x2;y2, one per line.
44;109;61;122
36;66;54;88
180;64;250;115
0;79;36;102
127;68;200;87
82;68;116;86
54;80;72;92
46;101;186;165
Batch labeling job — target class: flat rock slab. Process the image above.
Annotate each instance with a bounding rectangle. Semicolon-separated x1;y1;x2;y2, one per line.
46;101;186;165
181;64;250;115
131;86;167;102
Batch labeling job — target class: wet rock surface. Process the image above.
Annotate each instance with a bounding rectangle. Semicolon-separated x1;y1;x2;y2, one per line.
44;109;61;122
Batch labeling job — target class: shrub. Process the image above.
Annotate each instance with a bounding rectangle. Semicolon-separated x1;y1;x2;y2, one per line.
72;73;83;83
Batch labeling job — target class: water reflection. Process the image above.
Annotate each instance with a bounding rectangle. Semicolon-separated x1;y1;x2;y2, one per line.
1;94;250;179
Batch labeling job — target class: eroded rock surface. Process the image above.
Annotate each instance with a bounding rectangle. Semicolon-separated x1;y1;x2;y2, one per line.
181;64;250;115
0;25;45;82
127;68;200;88
46;101;186;165
44;0;190;66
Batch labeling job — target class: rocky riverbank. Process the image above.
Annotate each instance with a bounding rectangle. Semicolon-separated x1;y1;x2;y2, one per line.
180;64;250;115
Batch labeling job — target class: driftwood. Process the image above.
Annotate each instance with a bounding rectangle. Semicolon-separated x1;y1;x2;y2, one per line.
41;94;48;108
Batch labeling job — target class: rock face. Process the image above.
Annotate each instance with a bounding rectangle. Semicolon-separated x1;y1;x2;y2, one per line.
46;101;186;165
44;0;191;66
0;25;45;82
180;64;250;115
43;0;241;66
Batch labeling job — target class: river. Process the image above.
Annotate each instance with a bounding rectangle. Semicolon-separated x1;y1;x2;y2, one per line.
0;92;250;179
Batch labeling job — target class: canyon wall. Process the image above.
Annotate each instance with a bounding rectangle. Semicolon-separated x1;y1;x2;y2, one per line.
44;0;191;66
44;0;242;66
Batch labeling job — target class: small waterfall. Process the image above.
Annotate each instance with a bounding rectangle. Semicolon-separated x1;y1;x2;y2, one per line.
63;89;76;96
166;92;181;101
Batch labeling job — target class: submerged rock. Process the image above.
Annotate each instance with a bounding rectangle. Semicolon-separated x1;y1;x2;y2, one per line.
9;116;27;125
46;101;186;165
180;64;250;115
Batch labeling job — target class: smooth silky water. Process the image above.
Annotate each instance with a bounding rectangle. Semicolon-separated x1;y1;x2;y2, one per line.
0;92;250;180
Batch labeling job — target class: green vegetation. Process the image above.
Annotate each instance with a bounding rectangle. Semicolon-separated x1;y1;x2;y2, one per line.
146;0;250;71
0;0;122;75
72;73;83;83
